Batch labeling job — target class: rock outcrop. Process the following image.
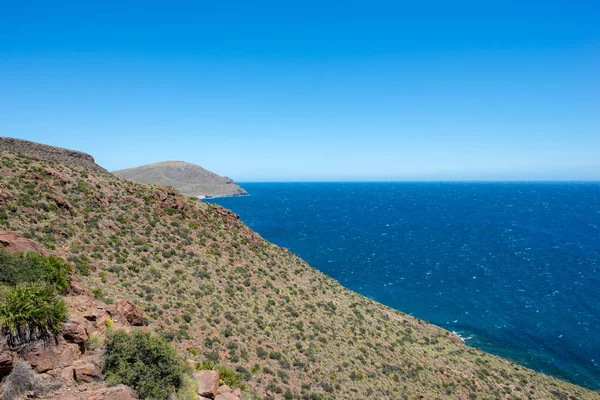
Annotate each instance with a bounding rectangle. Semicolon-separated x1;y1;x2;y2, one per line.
22;339;81;373
1;291;139;398
0;230;48;255
195;370;219;399
115;299;147;327
44;384;138;400
194;370;242;400
215;384;242;400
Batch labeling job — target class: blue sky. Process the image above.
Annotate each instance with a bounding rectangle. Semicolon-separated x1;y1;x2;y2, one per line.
1;1;599;181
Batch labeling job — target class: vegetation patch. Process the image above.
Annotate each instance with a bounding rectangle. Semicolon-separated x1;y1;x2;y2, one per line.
103;329;184;400
0;250;70;347
0;283;67;347
0;250;72;293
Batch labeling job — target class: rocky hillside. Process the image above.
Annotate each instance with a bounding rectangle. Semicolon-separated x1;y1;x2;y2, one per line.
113;161;247;198
0;232;242;400
0;137;598;399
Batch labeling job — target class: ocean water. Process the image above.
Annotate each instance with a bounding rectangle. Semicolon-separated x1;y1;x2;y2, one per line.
207;182;600;390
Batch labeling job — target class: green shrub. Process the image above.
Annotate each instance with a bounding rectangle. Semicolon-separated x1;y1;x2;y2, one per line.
196;360;216;371
103;330;183;400
0;283;67;347
216;365;240;388
195;361;241;388
176;375;199;400
0;250;72;293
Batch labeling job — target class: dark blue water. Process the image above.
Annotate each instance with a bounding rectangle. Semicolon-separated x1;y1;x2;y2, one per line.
208;182;600;389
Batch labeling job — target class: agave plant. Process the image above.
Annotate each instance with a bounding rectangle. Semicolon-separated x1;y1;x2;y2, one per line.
0;283;67;347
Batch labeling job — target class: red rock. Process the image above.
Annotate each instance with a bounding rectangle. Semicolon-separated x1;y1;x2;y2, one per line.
115;299;147;326
43;167;69;183
58;366;76;382
21;339;81;373
217;385;232;394
0;231;48;254
215;393;241;400
47;193;75;214
232;388;241;397
64;295;113;334
45;384;138;400
62;316;89;350
156;197;189;213
65;295;96;313
195;370;219;399
73;363;101;383
151;186;178;201
68;278;94;297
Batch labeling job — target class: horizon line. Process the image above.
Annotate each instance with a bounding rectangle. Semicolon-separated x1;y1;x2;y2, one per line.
235;179;600;184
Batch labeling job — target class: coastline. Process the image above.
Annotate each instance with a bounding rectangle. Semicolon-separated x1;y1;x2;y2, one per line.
198;192;249;201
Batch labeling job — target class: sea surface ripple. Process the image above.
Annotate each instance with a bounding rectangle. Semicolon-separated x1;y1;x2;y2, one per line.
208;182;600;389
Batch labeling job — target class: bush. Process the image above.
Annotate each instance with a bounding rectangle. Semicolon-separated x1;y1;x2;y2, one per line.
195;361;242;388
0;250;72;293
0;283;67;347
176;375;199;400
216;365;240;388
2;362;36;400
103;330;183;400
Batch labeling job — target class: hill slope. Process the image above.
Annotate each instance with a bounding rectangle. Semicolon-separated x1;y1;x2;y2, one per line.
0;138;598;399
113;161;247;198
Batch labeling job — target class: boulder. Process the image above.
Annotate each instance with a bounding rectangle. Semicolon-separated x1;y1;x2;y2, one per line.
58;366;76;382
62;316;89;351
0;230;48;254
21;339;81;373
216;393;241;400
195;370;219;399
115;299;147;326
217;385;232;394
73;362;101;383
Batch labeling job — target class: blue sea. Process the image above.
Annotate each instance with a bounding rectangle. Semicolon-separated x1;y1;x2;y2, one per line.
208;182;600;390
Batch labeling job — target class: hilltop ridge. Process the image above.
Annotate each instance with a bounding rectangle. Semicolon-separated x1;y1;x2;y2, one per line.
0;138;598;399
113;161;247;198
0;137;109;175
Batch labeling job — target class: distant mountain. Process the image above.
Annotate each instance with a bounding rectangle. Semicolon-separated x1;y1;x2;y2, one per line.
113;161;247;198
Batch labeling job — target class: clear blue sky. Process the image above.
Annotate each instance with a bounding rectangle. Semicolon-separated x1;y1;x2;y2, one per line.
1;1;598;181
